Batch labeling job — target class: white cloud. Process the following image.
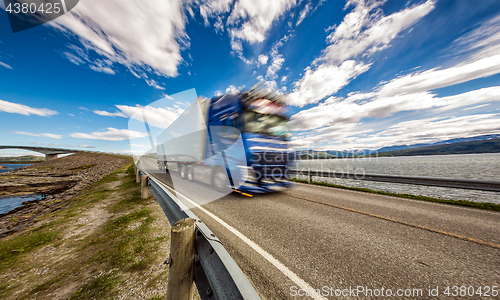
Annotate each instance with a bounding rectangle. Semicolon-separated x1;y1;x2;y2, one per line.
281;76;287;82
377;53;500;97
321;0;435;64
67;113;75;117
95;104;184;129
463;104;490;111
228;0;297;44
287;61;371;107
214;16;225;33
449;14;500;62
296;3;311;26
0;99;58;116
52;0;187;79
290;86;500;131
78;145;96;148
263;34;291;81
145;79;165;90
12;131;63;139
89;64;115;75
70;128;148;141
287;0;435;107
291;114;500;150
226;85;240;94
199;0;234;25
266;56;285;80
288;7;500;150
93;110;127;117
351;114;500;149
258;54;269;65
196;0;297;63
0;61;12;69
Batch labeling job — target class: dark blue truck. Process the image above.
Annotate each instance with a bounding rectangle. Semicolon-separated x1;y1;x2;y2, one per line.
156;87;293;195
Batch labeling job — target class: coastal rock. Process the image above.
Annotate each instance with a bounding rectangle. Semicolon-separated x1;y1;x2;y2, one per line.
0;152;129;238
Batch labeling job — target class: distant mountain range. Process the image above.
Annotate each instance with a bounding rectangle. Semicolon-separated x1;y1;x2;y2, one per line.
374;134;500;153
375;138;500;157
293;134;500;159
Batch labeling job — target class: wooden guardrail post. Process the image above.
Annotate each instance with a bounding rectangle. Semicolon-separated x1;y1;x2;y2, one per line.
134;164;137;177
166;218;196;300
136;168;141;183
141;175;149;199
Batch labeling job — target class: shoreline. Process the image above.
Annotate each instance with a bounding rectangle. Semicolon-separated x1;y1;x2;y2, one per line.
0;161;42;164
0;153;129;238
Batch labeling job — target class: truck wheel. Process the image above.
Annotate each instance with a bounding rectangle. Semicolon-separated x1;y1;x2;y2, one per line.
180;165;187;179
213;168;230;193
187;165;194;181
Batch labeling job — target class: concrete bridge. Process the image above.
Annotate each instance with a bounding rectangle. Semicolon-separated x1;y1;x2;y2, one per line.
0;146;81;161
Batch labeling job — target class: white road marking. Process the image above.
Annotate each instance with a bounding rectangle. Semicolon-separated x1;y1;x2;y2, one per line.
159;180;327;300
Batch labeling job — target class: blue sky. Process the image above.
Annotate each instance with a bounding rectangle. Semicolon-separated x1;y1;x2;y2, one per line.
0;0;499;156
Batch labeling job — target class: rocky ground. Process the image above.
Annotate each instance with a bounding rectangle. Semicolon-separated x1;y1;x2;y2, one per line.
0;153;129;238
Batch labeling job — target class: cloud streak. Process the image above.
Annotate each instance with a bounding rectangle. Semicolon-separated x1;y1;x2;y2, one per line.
0;99;58;116
12;131;62;139
70;128;148;141
94;104;184;129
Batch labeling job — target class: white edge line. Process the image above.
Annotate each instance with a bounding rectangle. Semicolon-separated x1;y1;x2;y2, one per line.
160;181;327;300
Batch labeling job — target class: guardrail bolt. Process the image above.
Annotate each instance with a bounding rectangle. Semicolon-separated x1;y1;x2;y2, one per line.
208;247;214;254
206;287;213;297
164;256;171;266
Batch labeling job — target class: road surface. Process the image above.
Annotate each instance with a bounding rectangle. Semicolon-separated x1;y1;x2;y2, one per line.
139;158;500;299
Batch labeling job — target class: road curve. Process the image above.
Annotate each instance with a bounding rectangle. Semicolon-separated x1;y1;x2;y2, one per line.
139;158;500;299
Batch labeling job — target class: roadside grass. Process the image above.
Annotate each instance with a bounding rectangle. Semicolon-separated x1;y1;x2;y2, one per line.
290;178;500;212
0;160;173;299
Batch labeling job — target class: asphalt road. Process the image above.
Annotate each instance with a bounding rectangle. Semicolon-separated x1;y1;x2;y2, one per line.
139;158;500;299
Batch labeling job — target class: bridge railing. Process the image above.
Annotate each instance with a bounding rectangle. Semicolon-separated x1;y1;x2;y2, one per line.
288;170;500;192
134;163;261;300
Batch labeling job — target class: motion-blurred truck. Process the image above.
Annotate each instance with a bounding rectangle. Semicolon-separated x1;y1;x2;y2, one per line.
156;86;292;194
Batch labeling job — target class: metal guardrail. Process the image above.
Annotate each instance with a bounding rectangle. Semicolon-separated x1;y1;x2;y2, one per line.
136;165;261;300
289;170;500;192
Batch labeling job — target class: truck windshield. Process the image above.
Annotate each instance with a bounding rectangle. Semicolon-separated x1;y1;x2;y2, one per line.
244;110;289;138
